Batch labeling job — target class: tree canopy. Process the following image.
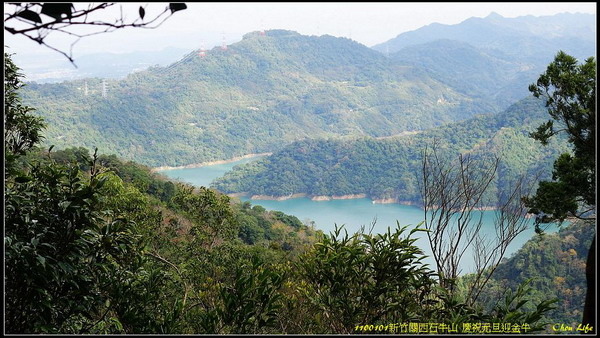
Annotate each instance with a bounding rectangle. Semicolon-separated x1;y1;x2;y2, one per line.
525;51;595;223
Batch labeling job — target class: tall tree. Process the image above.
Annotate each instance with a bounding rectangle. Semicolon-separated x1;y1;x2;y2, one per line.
4;52;45;158
525;51;596;334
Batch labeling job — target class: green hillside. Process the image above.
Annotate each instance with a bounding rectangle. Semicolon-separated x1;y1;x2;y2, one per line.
20;18;594;170
212;96;570;204
390;39;538;108
470;220;594;332
21;30;500;167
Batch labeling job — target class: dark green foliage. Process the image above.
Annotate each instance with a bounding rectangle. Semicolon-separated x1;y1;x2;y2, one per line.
525;51;595;222
96;153;177;203
8;167;180;334
528;52;595;157
6;160;106;332
4;41;570;335
5;148;179;333
291;224;556;334
3;63;175;332
523;52;595;333
433;278;557;333
197;257;285;334
4;53;307;334
46;146;93;171
34;148;177;203
230;202;317;247
297;224;435;333
490;280;558;332
526;154;585;221
271;211;303;229
171;185;238;248
235;209;267;245
4;52;45;158
4;53;108;333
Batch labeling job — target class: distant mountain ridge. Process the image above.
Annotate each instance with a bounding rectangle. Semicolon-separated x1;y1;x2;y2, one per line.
373;12;596;61
389;39;533;108
375;12;596;112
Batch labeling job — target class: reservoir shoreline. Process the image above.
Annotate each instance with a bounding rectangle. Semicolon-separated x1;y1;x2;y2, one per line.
233;192;507;212
159;159;557;274
151;153;271;172
236;192;419;206
157;156;534;216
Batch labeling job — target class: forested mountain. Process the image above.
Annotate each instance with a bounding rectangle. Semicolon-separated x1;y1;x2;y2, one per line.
21;30;488;167
20;12;594;168
373;12;596;62
6;27;592;331
6;142;565;334
378;13;596;111
6;51;561;331
390;39;538;109
212;96;570;204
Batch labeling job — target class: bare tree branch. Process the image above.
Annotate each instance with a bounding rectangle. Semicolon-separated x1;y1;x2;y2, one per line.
419;142;537;304
467;174;537;304
4;2;186;66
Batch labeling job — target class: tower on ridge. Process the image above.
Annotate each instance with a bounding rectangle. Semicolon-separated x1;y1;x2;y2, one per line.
221;34;228;50
198;43;206;58
102;80;107;98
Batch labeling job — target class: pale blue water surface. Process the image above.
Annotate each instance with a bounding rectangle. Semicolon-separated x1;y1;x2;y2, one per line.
159;157;558;274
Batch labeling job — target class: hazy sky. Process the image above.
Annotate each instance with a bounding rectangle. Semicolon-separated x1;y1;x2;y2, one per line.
4;2;597;59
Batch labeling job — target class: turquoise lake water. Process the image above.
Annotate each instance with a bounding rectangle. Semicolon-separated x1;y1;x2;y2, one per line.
156;156;260;188
158;157;557;274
